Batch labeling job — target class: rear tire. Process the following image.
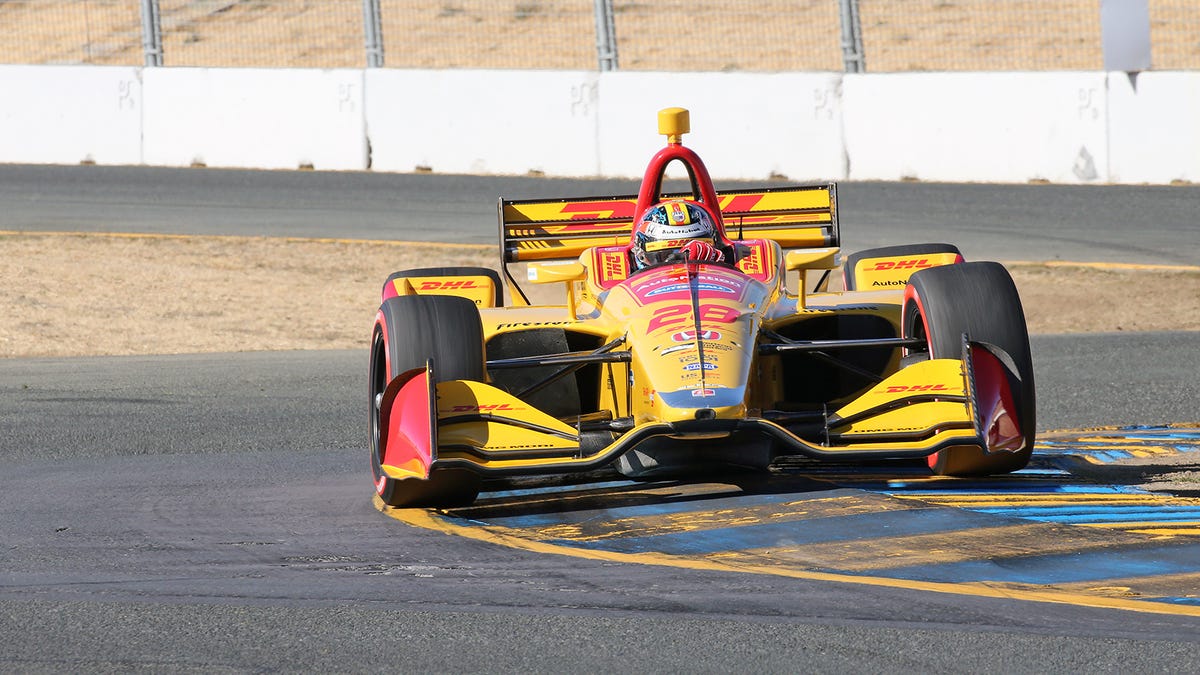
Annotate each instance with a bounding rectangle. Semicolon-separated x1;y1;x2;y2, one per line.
843;243;962;291
370;295;485;507
902;261;1035;475
383;266;503;307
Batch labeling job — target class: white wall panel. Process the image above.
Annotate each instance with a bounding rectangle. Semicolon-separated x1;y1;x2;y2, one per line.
142;68;366;170
842;72;1109;183
0;65;142;166
365;69;600;176
1107;71;1200;184
596;72;846;182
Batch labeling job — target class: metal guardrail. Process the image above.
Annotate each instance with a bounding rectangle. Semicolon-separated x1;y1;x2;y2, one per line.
0;0;1195;71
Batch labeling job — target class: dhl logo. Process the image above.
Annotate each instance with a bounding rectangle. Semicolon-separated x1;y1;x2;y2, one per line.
883;383;954;394
560;201;638;221
446;403;523;413
868;259;933;271
554;194;779;222
737;244;764;276
418;280;485;291
599;251;628;281
556;196;773;222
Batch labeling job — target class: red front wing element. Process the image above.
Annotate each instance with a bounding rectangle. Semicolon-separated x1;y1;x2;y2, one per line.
376;365;436;488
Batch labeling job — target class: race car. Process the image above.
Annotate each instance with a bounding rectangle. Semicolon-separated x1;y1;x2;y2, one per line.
369;107;1035;507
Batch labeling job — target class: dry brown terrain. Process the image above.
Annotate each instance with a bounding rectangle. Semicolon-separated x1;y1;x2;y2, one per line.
2;1;1197;71
3;231;1197;359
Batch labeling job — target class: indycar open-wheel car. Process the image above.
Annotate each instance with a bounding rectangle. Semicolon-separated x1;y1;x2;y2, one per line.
369;107;1036;508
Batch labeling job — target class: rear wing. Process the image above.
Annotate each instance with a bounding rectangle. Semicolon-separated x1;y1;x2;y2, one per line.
499;183;840;264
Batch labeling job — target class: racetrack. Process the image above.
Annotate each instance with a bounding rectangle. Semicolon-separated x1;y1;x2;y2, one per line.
2;167;1199;671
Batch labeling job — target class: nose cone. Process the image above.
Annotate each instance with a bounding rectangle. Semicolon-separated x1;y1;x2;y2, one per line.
653;386;747;423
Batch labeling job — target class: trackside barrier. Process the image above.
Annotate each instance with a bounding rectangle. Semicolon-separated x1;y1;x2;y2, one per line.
1;66;1198;185
841;72;1110;184
596;71;845;182
364;69;601;176
142;68;367;171
1107;72;1200;184
0;65;142;166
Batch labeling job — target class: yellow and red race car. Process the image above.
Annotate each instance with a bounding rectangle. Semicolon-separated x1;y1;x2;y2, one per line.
369;108;1035;507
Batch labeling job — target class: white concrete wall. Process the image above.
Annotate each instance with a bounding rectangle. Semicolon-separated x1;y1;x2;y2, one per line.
2;65;1198;186
0;65;143;165
842;72;1110;184
365;69;600;176
1107;71;1200;184
142;68;366;170
596;72;845;182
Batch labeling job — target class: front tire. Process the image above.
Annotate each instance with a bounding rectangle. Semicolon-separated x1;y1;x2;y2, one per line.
902;261;1035;475
370;295;485;507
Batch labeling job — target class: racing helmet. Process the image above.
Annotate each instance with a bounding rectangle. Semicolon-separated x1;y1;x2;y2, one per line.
630;200;720;270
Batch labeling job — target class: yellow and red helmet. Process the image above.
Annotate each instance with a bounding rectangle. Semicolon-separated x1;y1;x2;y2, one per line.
631;200;719;270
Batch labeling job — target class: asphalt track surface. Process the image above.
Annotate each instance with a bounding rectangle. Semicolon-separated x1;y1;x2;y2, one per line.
2;165;1199;671
2;163;1199;266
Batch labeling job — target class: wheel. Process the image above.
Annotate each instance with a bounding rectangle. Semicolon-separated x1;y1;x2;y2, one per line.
843;243;962;291
369;294;485;507
383;266;503;308
902;261;1035;475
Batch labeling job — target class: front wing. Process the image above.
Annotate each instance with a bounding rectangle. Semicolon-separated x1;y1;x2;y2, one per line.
375;340;1020;483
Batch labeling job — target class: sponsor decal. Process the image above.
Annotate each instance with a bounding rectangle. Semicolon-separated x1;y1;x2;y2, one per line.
660;343;695;356
445;403;524;413
871;280;907;287
645;282;737;298
671;329;722;342
630;268;751;303
375;475;387;494
883;384;953;394
868;259;932;271
737;244;764;276
495;320;577;329
801;305;880;314
691;388;716;398
683;362;717;372
558;200;638;221
667;202;690;224
417;279;485;291
599;250;628;282
719;194;766;212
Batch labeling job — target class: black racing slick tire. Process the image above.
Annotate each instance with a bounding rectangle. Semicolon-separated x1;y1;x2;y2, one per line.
902;261;1036;476
383;266;504;308
369;294;485;507
843;243;962;291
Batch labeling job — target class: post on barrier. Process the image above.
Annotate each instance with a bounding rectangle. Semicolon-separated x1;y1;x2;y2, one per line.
363;0;385;68
140;0;163;67
593;0;618;71
838;0;864;73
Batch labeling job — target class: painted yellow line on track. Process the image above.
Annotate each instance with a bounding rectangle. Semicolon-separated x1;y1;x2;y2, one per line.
0;229;493;250
381;496;1200;617
1035;260;1200;272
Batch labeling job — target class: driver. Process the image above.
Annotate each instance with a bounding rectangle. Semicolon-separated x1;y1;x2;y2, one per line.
630;200;727;271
